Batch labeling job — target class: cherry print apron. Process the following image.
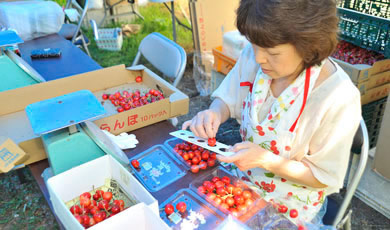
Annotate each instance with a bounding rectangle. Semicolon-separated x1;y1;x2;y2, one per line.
232;62;327;225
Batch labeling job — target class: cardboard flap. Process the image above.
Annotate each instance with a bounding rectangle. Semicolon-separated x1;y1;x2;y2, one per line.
0;137;29;173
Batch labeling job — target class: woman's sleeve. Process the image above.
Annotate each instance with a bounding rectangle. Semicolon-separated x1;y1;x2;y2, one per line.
302;86;361;192
211;44;255;120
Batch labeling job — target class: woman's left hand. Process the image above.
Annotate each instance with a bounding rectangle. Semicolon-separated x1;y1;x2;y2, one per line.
217;141;275;171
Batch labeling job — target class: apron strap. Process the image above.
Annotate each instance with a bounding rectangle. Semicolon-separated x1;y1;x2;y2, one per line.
289;67;311;132
240;81;253;93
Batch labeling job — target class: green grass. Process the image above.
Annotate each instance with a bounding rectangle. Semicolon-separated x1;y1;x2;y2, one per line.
84;3;193;68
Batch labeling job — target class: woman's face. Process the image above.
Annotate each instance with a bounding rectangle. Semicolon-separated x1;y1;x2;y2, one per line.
252;43;304;80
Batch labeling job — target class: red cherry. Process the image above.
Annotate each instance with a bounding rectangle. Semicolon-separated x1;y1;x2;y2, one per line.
103;191;112;202
289;209;298;218
221;176;230;184
131;159;140;169
111;205;121;214
135;76;142;83
70;205;81;215
207;159;216;167
199;161;207;170
208;138;216;147
102;94;109;100
197;186;206;194
176;202;187;213
242;190;252;200
225;197;235;207
165;204;174;215
191;165;199;173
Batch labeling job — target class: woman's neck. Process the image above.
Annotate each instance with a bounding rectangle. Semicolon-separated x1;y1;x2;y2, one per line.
271;64;304;97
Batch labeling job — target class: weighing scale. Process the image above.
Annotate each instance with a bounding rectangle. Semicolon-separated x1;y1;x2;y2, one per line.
0;30;46;92
25;90;130;175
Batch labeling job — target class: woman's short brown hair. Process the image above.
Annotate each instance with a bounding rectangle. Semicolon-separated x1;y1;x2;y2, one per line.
237;0;339;68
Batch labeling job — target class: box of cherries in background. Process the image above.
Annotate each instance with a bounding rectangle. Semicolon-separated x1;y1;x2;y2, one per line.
331;40;385;65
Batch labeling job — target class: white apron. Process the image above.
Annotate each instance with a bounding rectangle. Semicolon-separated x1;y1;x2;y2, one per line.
230;63;326;225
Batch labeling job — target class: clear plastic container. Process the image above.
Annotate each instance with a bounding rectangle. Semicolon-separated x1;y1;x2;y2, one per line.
129;145;187;192
189;166;267;223
164;137;218;173
159;188;225;230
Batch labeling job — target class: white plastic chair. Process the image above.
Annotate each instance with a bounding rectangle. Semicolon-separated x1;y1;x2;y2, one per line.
131;32;187;88
323;119;369;229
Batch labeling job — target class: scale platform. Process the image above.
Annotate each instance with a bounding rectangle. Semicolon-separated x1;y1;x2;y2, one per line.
0;30;45;92
25;90;129;175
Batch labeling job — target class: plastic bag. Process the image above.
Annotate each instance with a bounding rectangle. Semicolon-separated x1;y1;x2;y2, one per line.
0;1;64;41
193;51;215;96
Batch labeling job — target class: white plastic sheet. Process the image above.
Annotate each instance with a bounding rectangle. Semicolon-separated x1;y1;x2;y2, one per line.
0;1;65;41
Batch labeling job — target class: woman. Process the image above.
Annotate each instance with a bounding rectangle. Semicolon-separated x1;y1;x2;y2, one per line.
182;0;361;225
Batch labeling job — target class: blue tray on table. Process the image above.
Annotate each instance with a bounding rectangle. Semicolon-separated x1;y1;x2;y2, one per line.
129;145;187;192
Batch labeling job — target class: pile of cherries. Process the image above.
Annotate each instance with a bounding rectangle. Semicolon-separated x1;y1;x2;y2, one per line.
172;140;217;173
101;88;165;113
69;190;125;228
331;40;385;65
197;176;255;217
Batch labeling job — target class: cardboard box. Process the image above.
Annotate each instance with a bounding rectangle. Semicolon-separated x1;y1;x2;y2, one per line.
91;202;170;230
190;0;239;53
47;155;161;230
358;70;390;94
0;137;29;173
361;83;390;105
373;96;390;180
0;65;189;166
332;58;390;84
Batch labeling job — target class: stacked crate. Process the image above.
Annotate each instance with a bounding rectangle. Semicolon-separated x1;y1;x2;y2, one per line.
334;2;390;148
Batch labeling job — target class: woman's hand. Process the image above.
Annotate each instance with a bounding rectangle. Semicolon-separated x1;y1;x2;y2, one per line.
182;109;222;139
217;141;275;171
182;98;230;139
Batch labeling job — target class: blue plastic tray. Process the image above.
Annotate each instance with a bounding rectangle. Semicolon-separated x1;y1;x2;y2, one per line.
159;188;225;230
25;90;106;135
129;145;187;192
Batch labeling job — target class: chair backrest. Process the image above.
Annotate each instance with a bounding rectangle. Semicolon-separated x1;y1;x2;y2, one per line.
66;0;89;43
132;32;187;87
332;119;369;227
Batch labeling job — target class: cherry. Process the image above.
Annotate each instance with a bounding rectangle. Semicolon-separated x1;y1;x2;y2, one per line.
176;202;187;213
289;209;298;218
165;204;174;215
102;94;109;100
103;191;112;202
135;76;142;83
208;138;216;146
243;190;252;200
131;159;140;169
70;205;81;215
191;165;200;173
221;176;230;185
111;205;121;214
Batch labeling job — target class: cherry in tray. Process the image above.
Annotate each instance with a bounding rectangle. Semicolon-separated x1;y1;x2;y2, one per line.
172;141;217;173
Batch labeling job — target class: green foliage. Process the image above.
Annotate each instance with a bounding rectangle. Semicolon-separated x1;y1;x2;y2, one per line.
85;3;193;68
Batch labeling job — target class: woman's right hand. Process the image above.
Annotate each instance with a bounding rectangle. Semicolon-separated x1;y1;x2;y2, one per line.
181;109;222;139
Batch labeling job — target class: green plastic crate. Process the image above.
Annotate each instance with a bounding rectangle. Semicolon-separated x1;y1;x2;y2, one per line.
337;0;389;18
337;7;390;58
